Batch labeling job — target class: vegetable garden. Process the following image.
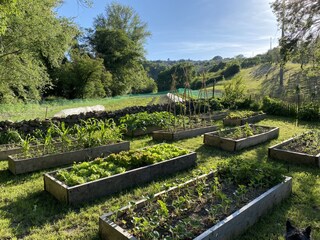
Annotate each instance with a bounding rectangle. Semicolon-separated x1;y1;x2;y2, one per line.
0;101;319;239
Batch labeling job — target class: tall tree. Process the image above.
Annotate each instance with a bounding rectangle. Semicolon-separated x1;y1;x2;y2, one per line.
54;49;111;99
88;2;152;96
272;0;320;87
0;0;78;102
272;0;320;44
157;63;195;92
0;0;19;35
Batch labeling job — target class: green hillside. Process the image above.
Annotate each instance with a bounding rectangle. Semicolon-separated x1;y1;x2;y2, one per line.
211;63;319;103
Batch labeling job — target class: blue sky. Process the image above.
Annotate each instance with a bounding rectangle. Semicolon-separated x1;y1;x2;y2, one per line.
56;0;279;60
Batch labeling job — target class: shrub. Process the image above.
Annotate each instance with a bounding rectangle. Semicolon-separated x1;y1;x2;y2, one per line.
262;97;297;117
221;63;240;78
298;104;320;121
209;61;226;72
222;76;245;108
209;98;224;111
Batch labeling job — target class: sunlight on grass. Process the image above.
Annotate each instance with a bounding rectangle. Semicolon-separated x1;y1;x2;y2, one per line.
0;115;319;239
0;95;162;121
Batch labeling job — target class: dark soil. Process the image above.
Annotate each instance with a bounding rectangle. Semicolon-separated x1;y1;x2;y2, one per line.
113;175;268;239
279;131;320;155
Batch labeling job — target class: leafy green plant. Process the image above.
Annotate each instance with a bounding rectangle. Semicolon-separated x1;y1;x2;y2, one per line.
13;118;124;159
217;158;285;188
262;97;297;117
218;124;265;140
20;135;36;158
56;144;189;186
112;158;286;239
0;129;22;145
226;110;263;120
119;111;175;132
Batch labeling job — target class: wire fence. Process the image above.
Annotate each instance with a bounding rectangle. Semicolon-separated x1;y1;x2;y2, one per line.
0;88;224;122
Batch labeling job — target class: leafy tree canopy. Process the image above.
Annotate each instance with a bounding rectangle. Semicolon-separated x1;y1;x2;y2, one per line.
53;49;112;99
272;0;320;43
0;0;78;103
87;2;152;96
157;63;195;92
0;0;19;35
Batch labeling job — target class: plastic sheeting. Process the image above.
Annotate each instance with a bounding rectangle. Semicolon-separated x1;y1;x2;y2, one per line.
53;105;105;118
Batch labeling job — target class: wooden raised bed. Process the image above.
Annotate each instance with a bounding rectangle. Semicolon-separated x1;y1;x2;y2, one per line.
223;113;266;126
192;111;229;121
44;150;197;204
99;173;292;240
152;125;218;141
8;141;130;175
268;134;320;167
0;141;65;161
125;126;162;137
0;144;30;161
204;125;279;152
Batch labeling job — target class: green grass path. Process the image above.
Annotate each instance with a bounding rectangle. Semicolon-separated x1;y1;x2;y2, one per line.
0;116;319;239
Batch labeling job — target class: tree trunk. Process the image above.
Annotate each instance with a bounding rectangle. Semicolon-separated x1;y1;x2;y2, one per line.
279;65;284;86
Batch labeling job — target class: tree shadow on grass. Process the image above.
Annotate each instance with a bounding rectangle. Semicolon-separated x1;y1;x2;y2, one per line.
195;144;235;164
0;169;42;186
0;190;72;239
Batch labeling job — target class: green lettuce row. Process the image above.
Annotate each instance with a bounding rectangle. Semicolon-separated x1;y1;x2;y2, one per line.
56;144;189;186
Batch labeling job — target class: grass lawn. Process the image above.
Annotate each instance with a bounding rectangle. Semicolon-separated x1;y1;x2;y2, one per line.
0;116;319;239
0;95;162;122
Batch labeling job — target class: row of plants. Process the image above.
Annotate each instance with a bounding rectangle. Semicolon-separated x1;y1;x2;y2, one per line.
217;123;267;140
55;144;190;186
109;159;285;239
188;96;319;122
119;111;175;132
11;119;124;159
279;131;320;155
225;110;264;120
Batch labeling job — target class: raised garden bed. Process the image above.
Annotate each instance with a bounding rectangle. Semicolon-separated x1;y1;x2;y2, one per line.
223;111;266;126
152;125;219;141
269;131;320;167
191;111;229;121
120;111;174;137
204;124;279;151
0;141;67;161
8;141;130;175
44;144;196;204
99;160;292;240
125;126;162;137
0;144;25;161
